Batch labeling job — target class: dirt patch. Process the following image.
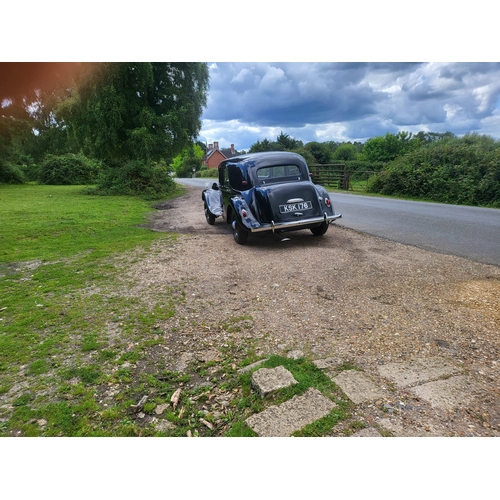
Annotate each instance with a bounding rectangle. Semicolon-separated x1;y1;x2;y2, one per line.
132;185;500;435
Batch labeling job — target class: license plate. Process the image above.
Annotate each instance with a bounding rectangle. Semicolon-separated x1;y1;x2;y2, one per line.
279;201;313;213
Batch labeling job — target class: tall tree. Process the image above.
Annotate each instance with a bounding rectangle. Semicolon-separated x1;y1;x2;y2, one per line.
276;131;302;150
67;63;209;166
304;141;333;164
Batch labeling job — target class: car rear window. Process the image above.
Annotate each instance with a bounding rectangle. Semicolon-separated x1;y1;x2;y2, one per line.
256;164;303;185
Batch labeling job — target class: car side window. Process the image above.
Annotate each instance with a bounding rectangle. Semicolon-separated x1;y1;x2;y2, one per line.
228;165;249;191
219;165;227;187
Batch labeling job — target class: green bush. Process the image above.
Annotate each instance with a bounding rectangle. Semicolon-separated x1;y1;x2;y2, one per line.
0;158;26;184
38;153;101;185
91;159;176;199
367;136;500;207
198;169;218;178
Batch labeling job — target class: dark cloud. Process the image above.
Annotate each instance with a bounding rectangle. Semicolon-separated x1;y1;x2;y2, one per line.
205;62;387;126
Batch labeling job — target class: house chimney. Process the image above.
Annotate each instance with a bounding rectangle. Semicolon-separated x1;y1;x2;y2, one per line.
208;144;213;150
214;141;219;150
231;144;235;154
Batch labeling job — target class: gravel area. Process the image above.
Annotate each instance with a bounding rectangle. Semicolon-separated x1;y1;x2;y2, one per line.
131;185;500;436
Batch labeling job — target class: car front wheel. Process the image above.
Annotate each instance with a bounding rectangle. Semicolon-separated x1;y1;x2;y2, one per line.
310;222;329;236
204;202;216;225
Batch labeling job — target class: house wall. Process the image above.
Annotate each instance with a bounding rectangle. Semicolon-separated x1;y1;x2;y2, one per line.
206;150;226;169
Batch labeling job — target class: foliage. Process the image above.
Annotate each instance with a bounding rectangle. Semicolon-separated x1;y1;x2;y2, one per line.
0;158;26;183
304;141;333;164
198;168;218;178
367;133;500;207
248;138;279;153
332;143;358;161
68;63;209;167
361;131;420;163
249;132;303;154
1;62;209;198
0;103;36;183
276;131;303;150
89;159;176;200
414;131;456;144
38;153;101;185
293;147;317;165
170;144;204;177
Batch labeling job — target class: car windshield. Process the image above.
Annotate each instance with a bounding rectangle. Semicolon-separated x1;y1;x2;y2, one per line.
255;164;304;185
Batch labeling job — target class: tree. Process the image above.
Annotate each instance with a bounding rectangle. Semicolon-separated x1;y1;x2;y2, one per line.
276;131;303;150
304;141;332;164
415;131;455;144
249;138;277;153
59;63;210;197
0;98;36;183
332;143;358;161
170;144;204;177
361;132;419;163
67;63;209;166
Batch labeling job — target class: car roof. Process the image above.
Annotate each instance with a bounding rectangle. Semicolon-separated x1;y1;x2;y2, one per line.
219;151;308;170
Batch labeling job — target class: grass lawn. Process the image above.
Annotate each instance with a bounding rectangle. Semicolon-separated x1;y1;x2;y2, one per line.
0;184;183;436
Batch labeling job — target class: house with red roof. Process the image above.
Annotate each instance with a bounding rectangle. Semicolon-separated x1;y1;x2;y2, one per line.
202;142;240;169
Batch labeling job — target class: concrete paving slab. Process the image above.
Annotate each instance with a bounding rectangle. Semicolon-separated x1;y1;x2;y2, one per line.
332;370;387;404
376;418;443;437
251;365;298;397
377;357;462;388
313;357;343;370
287;350;304;359
237;358;268;374
410;375;481;410
245;388;336;437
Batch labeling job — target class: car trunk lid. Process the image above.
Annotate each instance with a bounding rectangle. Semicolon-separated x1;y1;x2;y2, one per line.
252;182;322;224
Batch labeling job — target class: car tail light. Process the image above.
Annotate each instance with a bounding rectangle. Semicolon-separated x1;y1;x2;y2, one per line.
242;209;248;217
325;198;331;207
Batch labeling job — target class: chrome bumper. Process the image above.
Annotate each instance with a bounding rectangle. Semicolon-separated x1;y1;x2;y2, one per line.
250;213;342;233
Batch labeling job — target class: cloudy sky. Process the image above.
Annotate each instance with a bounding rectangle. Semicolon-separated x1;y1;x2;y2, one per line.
198;62;500;151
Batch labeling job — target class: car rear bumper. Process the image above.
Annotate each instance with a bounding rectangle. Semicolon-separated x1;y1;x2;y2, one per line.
249;213;342;233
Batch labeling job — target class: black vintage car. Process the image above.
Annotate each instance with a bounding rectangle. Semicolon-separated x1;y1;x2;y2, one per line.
202;151;342;244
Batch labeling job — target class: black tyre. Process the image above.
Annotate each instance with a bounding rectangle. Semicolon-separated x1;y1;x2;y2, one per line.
204;201;216;225
310;222;329;236
232;219;249;245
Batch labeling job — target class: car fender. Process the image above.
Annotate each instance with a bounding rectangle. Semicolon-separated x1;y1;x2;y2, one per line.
202;188;223;217
314;185;337;216
231;196;261;230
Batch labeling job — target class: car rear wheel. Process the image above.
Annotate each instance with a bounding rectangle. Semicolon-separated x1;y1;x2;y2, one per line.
310;222;329;236
232;219;249;245
204;202;216;225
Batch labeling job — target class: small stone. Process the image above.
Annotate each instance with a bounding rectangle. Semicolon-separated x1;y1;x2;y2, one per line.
155;404;169;415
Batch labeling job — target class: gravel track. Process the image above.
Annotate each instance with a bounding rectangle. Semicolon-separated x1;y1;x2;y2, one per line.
134;186;500;436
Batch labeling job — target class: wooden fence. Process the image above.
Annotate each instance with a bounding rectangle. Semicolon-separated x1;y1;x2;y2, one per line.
309;164;377;192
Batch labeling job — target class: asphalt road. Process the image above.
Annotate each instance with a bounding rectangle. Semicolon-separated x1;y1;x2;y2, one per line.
176;178;500;267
